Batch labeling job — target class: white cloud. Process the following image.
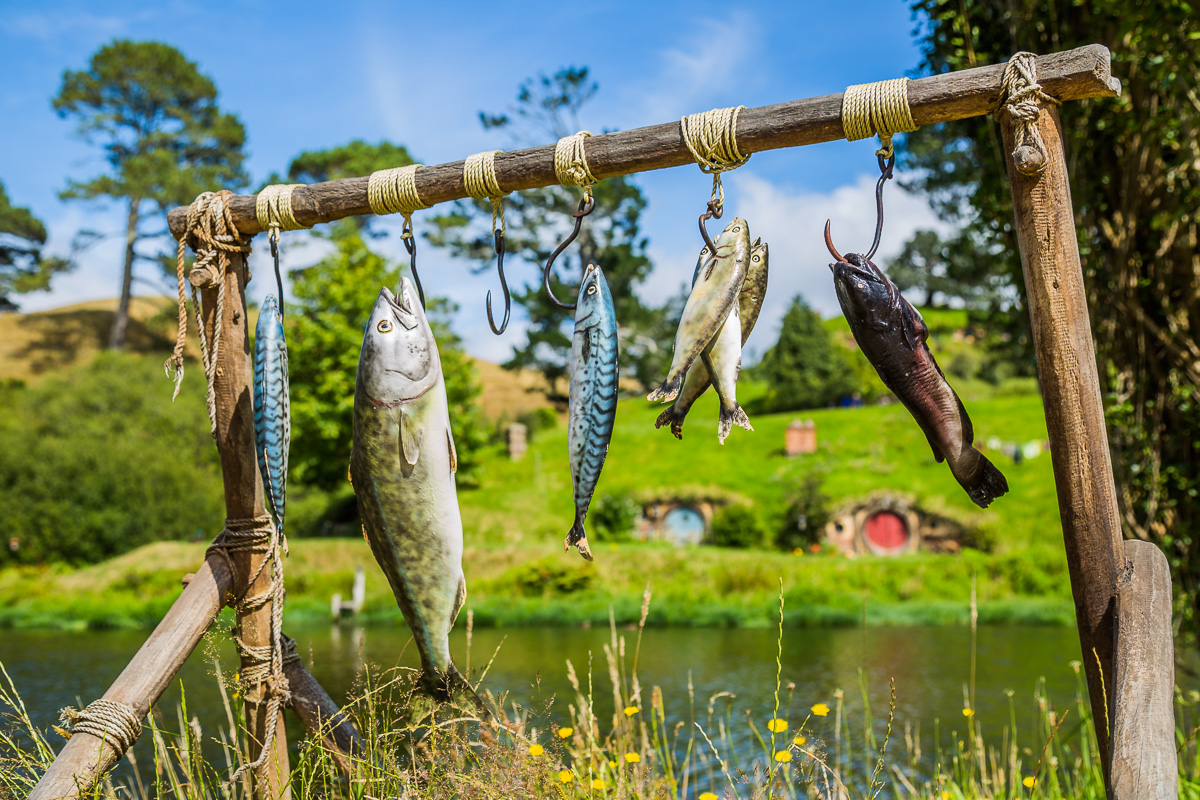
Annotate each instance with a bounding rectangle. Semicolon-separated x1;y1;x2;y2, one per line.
1;9;128;41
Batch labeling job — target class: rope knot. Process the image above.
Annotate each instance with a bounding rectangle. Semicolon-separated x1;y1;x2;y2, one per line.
554;132;598;199
59;699;143;755
841;78;916;159
999;52;1061;177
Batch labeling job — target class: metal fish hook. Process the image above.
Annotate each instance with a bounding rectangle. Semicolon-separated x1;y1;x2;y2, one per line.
269;231;285;318
866;152;895;261
698;198;724;257
543;194;596;311
400;217;426;309
487;228;510;334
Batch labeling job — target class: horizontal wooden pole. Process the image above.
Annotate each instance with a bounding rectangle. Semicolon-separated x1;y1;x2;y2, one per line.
168;44;1119;240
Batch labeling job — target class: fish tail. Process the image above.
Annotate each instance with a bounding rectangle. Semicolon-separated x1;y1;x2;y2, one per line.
961;449;1010;508
717;403;753;445
564;512;594;561
655;405;687;440
647;374;682;403
408;664;489;722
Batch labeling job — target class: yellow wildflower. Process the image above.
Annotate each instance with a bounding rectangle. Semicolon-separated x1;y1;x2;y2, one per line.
700;794;719;800
811;703;830;717
1023;776;1037;788
557;770;573;783
624;706;640;717
607;760;617;769
767;718;788;733
558;727;573;739
774;750;792;763
592;778;608;790
528;743;544;756
793;734;807;746
962;707;975;718
625;752;641;763
941;793;951;799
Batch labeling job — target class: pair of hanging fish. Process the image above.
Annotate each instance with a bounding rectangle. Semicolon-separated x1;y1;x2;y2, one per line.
648;218;766;445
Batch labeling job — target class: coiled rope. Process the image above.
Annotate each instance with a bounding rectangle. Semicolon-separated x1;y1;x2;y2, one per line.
553;131;598;199
254;184;308;238
464;150;507;234
841;77;917;159
206;514;291;782
680;105;750;211
59;699;143;756
166;191;252;434
999;51;1061;177
368;163;429;248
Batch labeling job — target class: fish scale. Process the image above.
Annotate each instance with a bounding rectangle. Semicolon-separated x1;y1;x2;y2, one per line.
253;294;289;536
564;264;619;561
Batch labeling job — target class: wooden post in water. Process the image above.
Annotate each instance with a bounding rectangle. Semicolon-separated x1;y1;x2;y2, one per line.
999;101;1127;787
1111;540;1177;798
197;248;291;799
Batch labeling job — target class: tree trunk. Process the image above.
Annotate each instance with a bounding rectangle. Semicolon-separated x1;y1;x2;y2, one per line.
108;197;139;349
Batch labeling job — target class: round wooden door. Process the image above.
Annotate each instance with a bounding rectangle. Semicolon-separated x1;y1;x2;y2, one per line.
863;510;910;555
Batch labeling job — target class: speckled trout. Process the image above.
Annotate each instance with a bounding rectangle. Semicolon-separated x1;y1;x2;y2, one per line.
253;293;289;536
564;264;619;561
656;238;768;440
350;278;482;712
826;231;1008;508
647;218;751;403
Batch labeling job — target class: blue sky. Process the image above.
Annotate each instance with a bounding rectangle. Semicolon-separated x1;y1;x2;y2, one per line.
0;0;949;361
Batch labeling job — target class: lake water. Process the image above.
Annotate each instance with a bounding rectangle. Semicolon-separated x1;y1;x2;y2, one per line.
0;624;1141;788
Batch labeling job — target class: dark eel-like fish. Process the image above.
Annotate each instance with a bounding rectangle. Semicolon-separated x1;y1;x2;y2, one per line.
565;264;619;561
350;278;483;715
253;293;289;536
826;225;1008;508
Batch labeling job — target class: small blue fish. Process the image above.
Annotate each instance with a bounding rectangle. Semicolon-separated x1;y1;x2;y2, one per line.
254;294;289;536
565;264;619;561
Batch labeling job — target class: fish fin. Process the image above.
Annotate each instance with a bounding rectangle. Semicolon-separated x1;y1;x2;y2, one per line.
450;575;466;627
406;664;489;724
446;426;458;474
647;375;683;403
964;451;1010;509
655;405;687;440
399;407;421;466
564;513;594;561
925;432;946;463
717;403;753;445
953;390;975;444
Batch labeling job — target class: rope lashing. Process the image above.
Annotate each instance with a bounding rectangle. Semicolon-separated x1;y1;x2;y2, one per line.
254;184;308;241
841;78;917;159
368;164;429;220
166;191;252;433
463;150;507;234
554;131;598;199
680;105;750;211
207;514;290;782
59;699;143;755
999;51;1061;177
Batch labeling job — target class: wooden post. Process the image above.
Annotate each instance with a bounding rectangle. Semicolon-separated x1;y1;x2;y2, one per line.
198;249;290;799
1111;540;1177;799
1000;103;1126;785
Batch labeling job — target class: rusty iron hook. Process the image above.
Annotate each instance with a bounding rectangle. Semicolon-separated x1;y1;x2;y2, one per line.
486;228;510;334
698;198;724;256
400;219;426;309
269;231;285;317
543;194;596;311
866;152;895;261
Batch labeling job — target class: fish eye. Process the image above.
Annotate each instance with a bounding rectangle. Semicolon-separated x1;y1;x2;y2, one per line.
377;319;393;333
587;284;598;295
752;255;761;262
733;226;742;232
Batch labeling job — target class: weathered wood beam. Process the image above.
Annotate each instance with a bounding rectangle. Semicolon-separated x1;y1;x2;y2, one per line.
285;656;365;774
1000;102;1126;790
167;44;1120;239
1111;540;1177;799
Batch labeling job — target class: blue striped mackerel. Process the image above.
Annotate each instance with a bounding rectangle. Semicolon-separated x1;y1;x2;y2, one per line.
564;264;619;562
253;293;289;536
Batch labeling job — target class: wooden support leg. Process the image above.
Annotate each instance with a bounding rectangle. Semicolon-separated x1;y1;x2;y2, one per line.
285;657;365;774
1111;540;1177;799
1000;104;1126;788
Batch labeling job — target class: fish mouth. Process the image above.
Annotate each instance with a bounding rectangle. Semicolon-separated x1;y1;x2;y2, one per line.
381;280;420;329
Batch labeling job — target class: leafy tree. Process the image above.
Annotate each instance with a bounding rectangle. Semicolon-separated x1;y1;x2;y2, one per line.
273;140;416;231
909;1;1200;634
709;504;766;549
286;223;486;492
429;67;674;396
886;228;1001;309
0;181;71;311
752;296;857;413
53;40;247;349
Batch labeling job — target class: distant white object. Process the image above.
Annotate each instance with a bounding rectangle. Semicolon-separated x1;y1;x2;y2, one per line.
331;566;366;622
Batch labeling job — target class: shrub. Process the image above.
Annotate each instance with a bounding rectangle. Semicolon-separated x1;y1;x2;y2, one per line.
589;493;639;541
516;407;559;441
776;474;831;551
709;504;766;549
508;557;593;597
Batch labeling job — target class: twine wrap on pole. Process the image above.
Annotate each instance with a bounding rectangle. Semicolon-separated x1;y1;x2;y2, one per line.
206;514;290;783
254;184;308;239
681;105;750;211
59;700;143;757
464;150;507;233
368;164;430;217
841;77;917;158
553;131;598;198
1000;51;1062;177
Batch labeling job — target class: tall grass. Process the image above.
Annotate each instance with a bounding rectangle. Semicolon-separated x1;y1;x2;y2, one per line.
3;592;1195;799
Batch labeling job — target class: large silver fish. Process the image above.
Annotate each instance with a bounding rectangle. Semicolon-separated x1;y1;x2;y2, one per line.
349;278;482;713
647;218;751;403
565;264;619;561
253;294;289;535
656;238;768;440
